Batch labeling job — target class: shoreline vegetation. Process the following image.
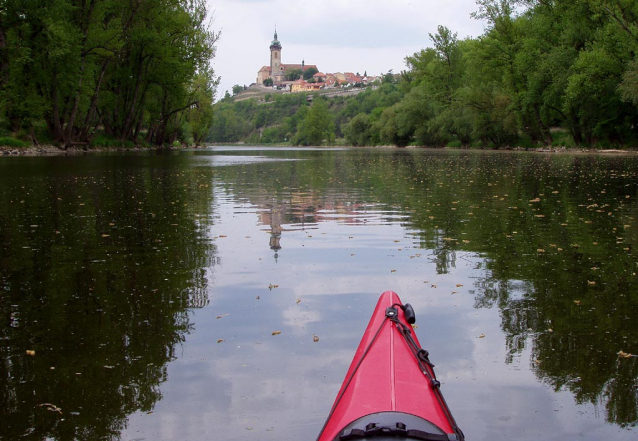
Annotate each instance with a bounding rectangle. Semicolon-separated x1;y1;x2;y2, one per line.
211;2;638;150
1;0;219;149
3;1;638;151
2;143;637;156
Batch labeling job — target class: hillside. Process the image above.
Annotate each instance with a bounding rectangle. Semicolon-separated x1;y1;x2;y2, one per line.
208;82;403;145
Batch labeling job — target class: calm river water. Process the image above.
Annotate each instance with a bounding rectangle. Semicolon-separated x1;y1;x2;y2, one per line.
1;147;637;441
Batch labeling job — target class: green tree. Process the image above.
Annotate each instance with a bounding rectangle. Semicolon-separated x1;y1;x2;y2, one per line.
1;0;219;147
295;99;334;145
344;113;371;146
188;69;218;145
303;66;319;80
286;68;303;81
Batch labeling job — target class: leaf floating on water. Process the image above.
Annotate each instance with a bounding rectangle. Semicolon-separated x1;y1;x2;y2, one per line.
574;300;581;305
217;339;224;343
256;296;260;300
26;350;36;356
455;284;464;287
296;299;301;305
272;331;282;336
216;314;229;319
477;334;485;338
38;403;62;414
587;280;596;285
391;269;397;273
618;350;635;358
431;284;437;288
268;284;279;290
313;335;319;342
101;234;110;238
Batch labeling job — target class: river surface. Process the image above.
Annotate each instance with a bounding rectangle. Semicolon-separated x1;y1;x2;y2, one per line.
1;147;637;441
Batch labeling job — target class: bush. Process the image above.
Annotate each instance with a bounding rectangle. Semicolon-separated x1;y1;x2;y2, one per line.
0;137;30;148
551;130;576;148
90;134;135;149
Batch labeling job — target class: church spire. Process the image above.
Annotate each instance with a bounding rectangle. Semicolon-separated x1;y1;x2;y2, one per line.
270;25;281;50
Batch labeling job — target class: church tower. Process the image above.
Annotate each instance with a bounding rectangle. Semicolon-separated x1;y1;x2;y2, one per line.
270;27;283;83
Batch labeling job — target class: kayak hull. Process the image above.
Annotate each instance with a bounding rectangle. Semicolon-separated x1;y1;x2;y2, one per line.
317;291;462;441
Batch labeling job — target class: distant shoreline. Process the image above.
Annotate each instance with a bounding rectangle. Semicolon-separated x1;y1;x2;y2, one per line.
3;144;638;157
0;144;209;156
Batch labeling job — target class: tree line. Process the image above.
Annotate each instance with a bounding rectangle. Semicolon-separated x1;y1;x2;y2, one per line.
210;0;638;148
0;0;219;148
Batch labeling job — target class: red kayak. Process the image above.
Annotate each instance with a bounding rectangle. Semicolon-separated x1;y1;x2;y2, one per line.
316;291;464;441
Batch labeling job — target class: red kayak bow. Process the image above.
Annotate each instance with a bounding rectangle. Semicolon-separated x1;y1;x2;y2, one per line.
316;291;464;441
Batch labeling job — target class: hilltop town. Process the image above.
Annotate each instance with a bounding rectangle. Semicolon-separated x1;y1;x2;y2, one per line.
254;29;380;94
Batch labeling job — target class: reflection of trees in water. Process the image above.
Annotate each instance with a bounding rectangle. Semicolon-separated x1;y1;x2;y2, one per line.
215;149;638;428
472;264;638;427
0;164;217;439
391;152;638;428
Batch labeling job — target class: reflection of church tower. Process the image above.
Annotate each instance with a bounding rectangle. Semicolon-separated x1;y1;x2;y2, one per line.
269;205;283;261
270;27;283;84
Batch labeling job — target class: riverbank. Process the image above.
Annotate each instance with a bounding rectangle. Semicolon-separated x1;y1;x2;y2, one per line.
0;144;207;155
2;143;638;156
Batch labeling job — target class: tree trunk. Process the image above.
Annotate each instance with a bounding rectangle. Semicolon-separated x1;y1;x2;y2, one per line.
79;59;111;142
63;57;86;149
50;72;64;142
0;23;7;89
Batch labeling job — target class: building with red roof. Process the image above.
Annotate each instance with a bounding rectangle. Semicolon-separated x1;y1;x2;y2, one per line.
257;29;319;87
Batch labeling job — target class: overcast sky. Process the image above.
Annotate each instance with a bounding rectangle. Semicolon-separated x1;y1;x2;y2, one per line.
207;0;488;99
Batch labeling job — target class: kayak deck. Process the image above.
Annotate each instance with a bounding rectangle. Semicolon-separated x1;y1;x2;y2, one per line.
317;291;463;441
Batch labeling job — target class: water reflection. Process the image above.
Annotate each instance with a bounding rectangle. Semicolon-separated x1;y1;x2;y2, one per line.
0;155;217;439
207;148;638;430
1;149;637;440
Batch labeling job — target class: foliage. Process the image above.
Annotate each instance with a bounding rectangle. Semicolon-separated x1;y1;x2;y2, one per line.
232;85;244;96
303;66;319;80
286;68;303;81
294;98;334;145
0;0;219;148
0;136;30;148
209;0;638;148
